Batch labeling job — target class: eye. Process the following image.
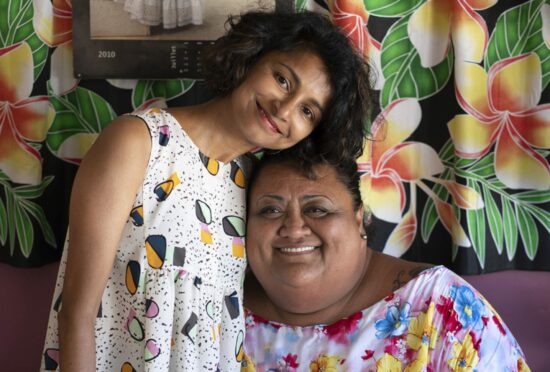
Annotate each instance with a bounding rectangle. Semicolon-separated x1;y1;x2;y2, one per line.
301;106;314;121
259;206;283;217
274;73;289;91
304;206;328;217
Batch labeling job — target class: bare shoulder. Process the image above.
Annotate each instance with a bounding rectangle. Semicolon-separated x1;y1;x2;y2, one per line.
390;259;433;291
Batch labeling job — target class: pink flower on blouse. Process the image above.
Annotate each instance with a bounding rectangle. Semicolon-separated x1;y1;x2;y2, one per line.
324;312;363;344
436;295;462;334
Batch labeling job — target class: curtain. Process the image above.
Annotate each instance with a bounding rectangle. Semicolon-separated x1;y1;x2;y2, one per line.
0;0;548;273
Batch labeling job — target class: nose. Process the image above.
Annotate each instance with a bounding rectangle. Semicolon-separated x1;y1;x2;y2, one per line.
278;209;311;239
273;95;298;122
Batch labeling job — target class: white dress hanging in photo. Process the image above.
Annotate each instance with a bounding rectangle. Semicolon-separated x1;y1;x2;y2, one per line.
116;0;203;29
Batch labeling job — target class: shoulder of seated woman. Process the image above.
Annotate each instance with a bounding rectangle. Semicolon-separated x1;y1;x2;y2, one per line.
389;259;433;292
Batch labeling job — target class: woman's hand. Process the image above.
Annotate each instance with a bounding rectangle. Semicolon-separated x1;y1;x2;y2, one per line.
58;115;151;371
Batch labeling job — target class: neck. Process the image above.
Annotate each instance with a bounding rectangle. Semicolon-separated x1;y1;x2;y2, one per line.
172;97;255;163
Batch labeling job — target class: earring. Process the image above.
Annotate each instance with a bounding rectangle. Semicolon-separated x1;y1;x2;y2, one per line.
360;233;367;240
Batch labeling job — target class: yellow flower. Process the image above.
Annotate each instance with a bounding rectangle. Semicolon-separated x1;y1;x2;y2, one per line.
310;354;341;372
376;353;402;372
404;302;438;372
448;333;480;372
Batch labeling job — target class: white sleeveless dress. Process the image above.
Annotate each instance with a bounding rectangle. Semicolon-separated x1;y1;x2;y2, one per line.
42;108;250;371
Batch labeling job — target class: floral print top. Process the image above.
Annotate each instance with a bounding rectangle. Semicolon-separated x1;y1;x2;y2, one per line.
243;266;530;372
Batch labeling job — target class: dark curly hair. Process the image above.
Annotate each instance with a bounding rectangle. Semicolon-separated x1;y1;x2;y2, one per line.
202;10;373;163
247;143;374;234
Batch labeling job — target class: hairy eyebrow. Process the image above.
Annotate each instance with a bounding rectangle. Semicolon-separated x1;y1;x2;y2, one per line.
278;62;325;115
256;194;330;203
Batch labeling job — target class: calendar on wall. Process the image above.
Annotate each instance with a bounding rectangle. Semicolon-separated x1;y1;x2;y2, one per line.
73;0;295;79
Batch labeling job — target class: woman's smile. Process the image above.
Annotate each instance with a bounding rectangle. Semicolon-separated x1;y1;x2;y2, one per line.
256;101;282;135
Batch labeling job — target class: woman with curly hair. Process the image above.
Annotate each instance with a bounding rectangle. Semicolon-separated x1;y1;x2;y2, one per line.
41;9;372;372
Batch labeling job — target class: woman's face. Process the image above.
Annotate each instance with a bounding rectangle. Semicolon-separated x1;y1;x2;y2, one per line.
230;48;332;150
246;162;368;314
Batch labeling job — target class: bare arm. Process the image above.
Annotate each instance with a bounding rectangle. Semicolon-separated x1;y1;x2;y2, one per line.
58;115;151;371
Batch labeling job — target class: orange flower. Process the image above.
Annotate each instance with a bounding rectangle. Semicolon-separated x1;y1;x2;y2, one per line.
449;53;550;189
0;43;54;185
328;0;383;89
33;0;77;95
408;0;496;67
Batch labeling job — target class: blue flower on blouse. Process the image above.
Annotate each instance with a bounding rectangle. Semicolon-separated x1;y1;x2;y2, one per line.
375;302;411;339
451;285;484;328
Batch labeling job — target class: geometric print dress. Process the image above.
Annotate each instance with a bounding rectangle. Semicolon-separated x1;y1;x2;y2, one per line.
42;108;251;371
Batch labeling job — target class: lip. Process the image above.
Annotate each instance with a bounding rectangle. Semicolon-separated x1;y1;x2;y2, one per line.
257;101;282;135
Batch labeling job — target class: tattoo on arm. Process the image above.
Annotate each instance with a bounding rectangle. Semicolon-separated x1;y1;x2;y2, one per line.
392;270;406;291
391;266;432;291
409;266;431;278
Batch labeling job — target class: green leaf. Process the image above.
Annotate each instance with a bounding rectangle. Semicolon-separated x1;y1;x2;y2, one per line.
527;204;550;232
380;15;453;107
46;86;117;156
467;153;496;178
0;0;48;79
514;189;550;204
132;79;195;109
466;180;486;269
487;177;506;189
12;175;54;199
502;197;518;260
0;197;7;245
485;0;550;88
295;0;307;11
455;158;478;169
516;204;539;260
438;138;455;163
482;185;503;254
13;202;34;257
365;0;423;17
420;168;452;242
21;200;57;248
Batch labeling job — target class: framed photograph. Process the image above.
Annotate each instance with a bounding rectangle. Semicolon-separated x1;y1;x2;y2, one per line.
73;0;295;79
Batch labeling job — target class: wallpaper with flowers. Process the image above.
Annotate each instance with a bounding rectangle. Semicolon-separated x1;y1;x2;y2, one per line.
0;0;548;273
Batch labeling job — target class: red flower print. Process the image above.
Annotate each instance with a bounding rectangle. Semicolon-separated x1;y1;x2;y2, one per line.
324;311;362;343
436;295;462;334
361;350;375;361
282;353;299;368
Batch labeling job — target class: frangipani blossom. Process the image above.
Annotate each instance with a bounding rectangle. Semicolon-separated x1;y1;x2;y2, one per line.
359;99;443;223
33;0;77;95
32;0;72;47
358;100;443;254
449;53;550;189
359;99;475;254
408;0;496;67
0;43;54;184
328;0;384;89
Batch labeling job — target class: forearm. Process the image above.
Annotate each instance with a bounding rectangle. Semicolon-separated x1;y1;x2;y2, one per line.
58;309;97;371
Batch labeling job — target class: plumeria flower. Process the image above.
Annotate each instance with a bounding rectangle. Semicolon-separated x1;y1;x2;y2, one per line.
542;5;550;49
33;0;77;95
449;53;550;189
408;0;496;67
375;302;412;339
358;99;477;255
328;0;383;89
0;43;54;185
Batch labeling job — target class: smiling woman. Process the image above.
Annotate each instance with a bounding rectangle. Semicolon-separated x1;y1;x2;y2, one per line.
243;146;531;371
40;10;372;372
